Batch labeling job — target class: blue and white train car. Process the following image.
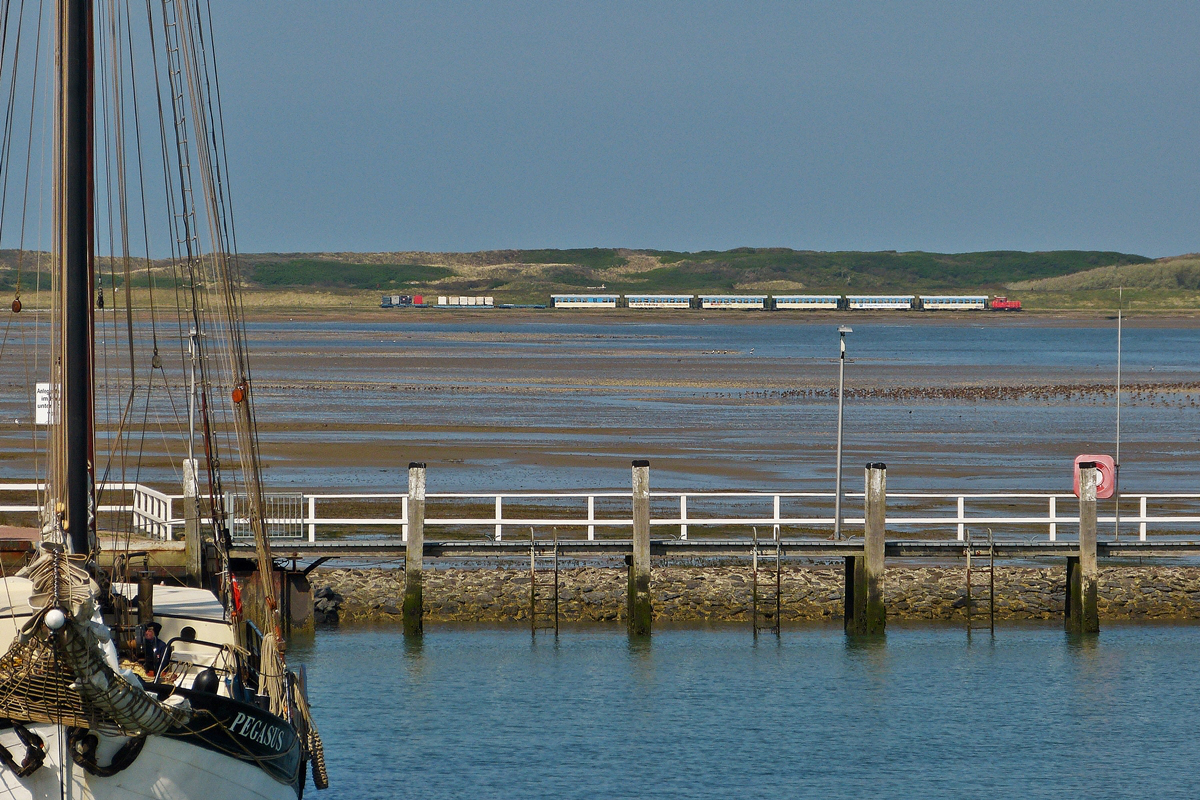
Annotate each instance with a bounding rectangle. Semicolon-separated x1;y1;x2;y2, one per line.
773;295;841;310
698;295;767;310
846;295;915;310
550;294;620;309
626;294;694;309
919;295;988;311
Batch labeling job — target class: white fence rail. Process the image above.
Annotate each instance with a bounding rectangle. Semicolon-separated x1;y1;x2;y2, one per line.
0;482;173;537
6;483;1194;544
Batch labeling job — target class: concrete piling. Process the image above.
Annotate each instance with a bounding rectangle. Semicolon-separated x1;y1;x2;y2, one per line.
403;462;426;637
628;460;652;636
1067;463;1100;633
183;458;203;586
846;463;887;634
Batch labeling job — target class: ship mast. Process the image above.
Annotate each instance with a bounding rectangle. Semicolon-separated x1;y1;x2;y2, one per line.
57;0;95;556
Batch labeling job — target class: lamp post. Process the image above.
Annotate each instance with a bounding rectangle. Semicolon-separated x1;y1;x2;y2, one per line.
834;326;852;539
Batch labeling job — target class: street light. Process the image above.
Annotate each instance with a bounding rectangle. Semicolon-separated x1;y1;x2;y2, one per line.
834;326;852;539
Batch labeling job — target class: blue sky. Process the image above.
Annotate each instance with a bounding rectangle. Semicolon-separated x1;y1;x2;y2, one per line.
211;2;1200;256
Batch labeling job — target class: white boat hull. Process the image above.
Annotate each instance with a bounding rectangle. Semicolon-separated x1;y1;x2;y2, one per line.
0;723;300;800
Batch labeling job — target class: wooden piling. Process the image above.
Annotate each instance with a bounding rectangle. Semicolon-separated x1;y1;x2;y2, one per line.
1067;463;1100;633
403;462;426;637
847;463;886;634
628;460;652;636
843;556;858;632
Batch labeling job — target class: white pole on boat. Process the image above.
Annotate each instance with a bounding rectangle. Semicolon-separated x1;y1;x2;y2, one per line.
185;326;202;580
834;326;852;540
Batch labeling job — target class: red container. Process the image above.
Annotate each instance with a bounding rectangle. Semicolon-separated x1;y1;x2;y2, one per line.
413;295;423;306
1074;454;1116;499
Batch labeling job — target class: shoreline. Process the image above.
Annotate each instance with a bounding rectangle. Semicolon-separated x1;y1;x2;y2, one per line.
246;307;1200;328
8;304;1198;327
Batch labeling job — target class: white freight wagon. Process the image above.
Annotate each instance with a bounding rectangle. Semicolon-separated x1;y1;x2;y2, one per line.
920;295;987;310
551;294;620;309
846;295;915;310
626;294;693;309
773;295;840;310
698;295;767;310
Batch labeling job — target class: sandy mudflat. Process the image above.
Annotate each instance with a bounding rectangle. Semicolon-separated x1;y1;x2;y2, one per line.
1;313;1197;498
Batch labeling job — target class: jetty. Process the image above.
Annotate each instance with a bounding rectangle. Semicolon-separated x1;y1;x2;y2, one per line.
4;462;1199;638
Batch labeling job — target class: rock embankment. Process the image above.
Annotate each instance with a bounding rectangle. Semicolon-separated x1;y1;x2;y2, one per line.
312;565;1200;625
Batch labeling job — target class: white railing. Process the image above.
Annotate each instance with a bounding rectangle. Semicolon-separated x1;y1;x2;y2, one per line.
0;482;174;537
132;485;175;540
5;483;1200;544
298;490;1200;544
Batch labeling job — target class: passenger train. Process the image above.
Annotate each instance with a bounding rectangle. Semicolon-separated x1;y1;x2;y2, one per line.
546;293;1020;311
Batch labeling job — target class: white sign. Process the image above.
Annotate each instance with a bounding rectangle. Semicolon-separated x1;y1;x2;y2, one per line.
35;383;60;426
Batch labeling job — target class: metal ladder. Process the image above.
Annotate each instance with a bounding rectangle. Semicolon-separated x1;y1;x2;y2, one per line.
965;528;995;634
752;527;782;636
529;528;559;635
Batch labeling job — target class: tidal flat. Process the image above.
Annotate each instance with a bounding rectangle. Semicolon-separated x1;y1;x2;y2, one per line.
2;314;1197;497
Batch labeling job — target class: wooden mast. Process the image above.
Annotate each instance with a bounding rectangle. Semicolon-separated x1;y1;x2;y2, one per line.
57;0;95;556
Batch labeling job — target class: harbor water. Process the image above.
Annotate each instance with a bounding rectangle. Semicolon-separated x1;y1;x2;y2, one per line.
293;622;1200;798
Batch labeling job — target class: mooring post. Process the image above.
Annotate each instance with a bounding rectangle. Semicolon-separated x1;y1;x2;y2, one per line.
403;462;426;636
628;460;652;636
864;463;887;633
1067;463;1100;633
847;463;887;634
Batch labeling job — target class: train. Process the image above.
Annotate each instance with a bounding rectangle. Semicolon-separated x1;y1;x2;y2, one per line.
381;292;1022;311
548;293;1022;311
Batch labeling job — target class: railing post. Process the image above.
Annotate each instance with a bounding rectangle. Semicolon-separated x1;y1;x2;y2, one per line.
956;496;965;541
1067;464;1100;634
401;495;409;543
773;495;780;540
629;460;652;636
1140;496;1147;541
404;463;426;637
1049;495;1057;541
587;495;595;541
165;496;174;541
308;495;316;542
495;496;503;541
680;495;688;540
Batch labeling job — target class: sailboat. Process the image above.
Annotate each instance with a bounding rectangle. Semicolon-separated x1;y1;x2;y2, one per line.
0;1;326;797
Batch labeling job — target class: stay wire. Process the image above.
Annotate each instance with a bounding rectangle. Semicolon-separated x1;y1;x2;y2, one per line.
13;0;46;301
0;0;31;252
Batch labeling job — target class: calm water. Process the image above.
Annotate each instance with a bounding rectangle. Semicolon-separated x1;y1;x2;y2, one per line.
293;623;1200;798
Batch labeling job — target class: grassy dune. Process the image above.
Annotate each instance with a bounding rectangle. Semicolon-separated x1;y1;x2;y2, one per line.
4;247;1197;312
1004;255;1200;311
1009;255;1200;292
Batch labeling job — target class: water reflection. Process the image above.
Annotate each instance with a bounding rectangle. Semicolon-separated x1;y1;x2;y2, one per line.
299;624;1200;798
